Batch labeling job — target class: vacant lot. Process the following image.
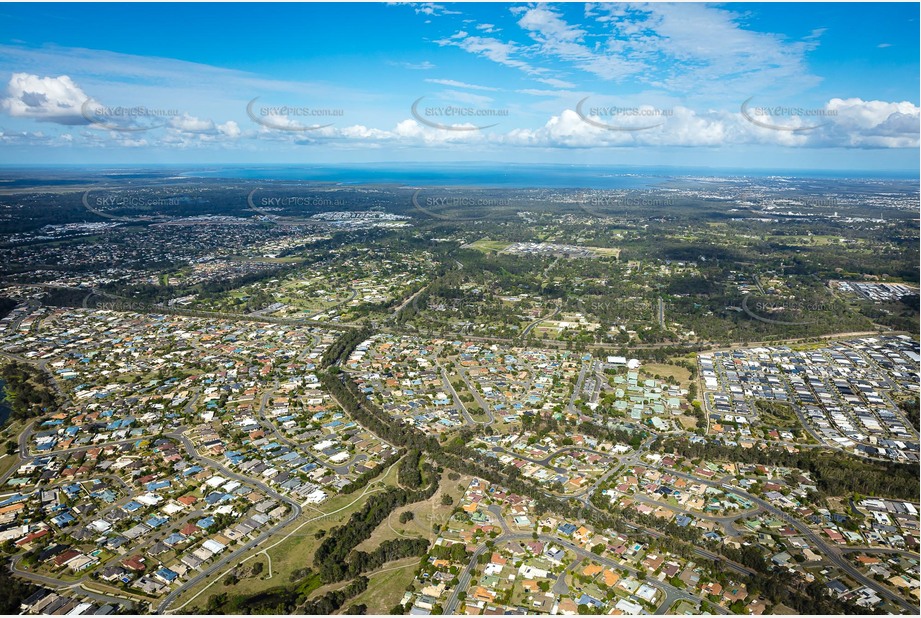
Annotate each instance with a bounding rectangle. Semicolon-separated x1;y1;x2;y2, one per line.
642;363;692;389
344;558;418;614
755;399;799;428
355;468;471;552
464;238;512;253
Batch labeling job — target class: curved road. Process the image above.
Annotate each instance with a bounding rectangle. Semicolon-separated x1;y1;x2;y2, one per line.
651;464;917;613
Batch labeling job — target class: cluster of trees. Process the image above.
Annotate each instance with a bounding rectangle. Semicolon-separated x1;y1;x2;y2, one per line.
753;399;798;426
349;538;430;575
204;585;299;614
398;449;426;489
204;512;239;533
576;420;646;449
320;326;372;370
0;360;59;423
429;540;471;564
652;436;920;501
38;287;89;308
0;297;17;321
300;576;368;614
520;409;646;450
898;397;920;432
0;570;37;614
203;569;369;614
392;264;453;325
857;294;919;333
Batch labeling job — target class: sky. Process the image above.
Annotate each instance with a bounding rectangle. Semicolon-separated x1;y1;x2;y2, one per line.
0;1;918;171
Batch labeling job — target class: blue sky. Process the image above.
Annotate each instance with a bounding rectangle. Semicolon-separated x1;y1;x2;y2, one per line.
0;2;918;171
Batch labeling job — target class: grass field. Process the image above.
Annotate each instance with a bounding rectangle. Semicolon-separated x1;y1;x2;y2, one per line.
0;419;25;478
671;599;699;613
754;400;799;428
642;363;692;389
0;453;18;479
470;411;491;423
345;558;418;614
767;235;853;247
464;238;512;253
590;246;622;258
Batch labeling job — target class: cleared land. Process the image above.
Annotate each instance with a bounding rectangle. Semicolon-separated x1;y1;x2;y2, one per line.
464;238;513;253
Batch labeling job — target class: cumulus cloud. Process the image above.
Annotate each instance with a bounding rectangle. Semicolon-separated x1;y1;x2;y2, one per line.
822;98;920;148
1;73;91;125
170;113;215;133
496;98;919;150
2;60;914;153
217;120;241;138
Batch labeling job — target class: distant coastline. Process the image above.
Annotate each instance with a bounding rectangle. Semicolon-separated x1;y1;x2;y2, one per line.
0;163;914;191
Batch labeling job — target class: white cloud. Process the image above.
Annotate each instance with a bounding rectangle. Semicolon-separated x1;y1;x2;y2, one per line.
1;73;91;125
514;5;586;42
217;120;241;138
1;47;914;153
388;2;461;17
390;60;436;70
804;28;827;41
535;77;576;89
822;97;920;147
170;113;215;133
499;98;920;150
512;5;643;81
434;4;823;101
425;78;499;91
415;3;461;16
0;43;381;124
0;128;76;146
437;89;495;106
517;88;573;97
589;3;821;95
434;32;543;75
